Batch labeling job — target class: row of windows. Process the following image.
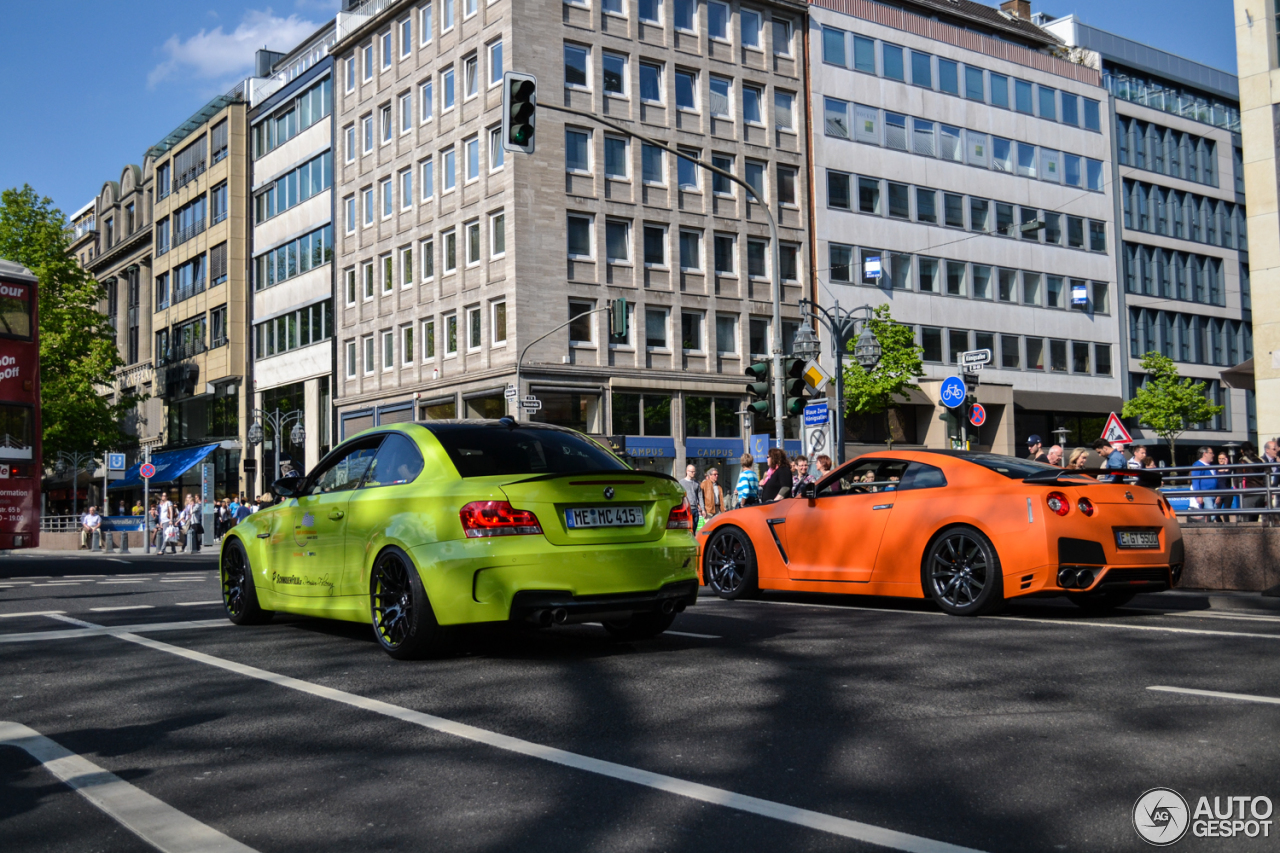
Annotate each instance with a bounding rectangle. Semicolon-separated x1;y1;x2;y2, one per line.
827;173;1107;252
1128;373;1232;432
1116;115;1219;187
343;211;506;303
1122;243;1227;307
1121;178;1245;250
157;185;224;255
255;152;333;224
156;122;227;198
153;305;228;364
823;100;1105;191
566;128;797;204
563;44;795;131
255;225;335;291
918;326;1113;376
344;301;507;377
828;245;1110;312
570;0;795;54
254;300;334;360
565;212;799;276
1105;69;1240;134
820;26;1102;131
1128;308;1251;368
155;245;226;311
345;1;498;94
566;297;800;356
253;77;332;160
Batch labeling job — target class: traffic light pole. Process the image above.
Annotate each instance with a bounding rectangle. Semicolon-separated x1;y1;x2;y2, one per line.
535;102;787;450
513;306;612;421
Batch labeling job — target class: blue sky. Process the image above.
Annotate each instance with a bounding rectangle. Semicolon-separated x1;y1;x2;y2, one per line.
0;0;1237;220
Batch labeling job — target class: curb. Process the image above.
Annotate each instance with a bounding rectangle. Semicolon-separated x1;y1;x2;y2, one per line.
1154;589;1280;613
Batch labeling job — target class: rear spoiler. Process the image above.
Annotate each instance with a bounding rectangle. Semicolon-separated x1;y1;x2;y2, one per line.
508;470;680;486
1022;468;1163;489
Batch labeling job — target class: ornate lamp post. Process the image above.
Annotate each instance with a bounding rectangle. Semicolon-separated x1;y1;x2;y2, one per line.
54;450;98;521
794;300;881;464
247;409;306;492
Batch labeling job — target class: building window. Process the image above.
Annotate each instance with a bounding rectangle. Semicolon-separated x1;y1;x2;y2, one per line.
642;144;664;183
715;314;737;354
466;219;481;265
679;229;701;270
400;245;413;286
402;324;414;364
443;68;456;109
605;136;628;178
675;70;697;111
467;307;482;351
492;301;507;344
603;52;627;96
421;237;435;280
362;261;374;299
443;229;458;272
681;311;703;351
489;41;503;85
422;319;436;360
421;79;434;122
567;214;593;258
569;300;595;344
566;128;591;172
347;341;357;377
645;307;668;349
489;126;504;170
399;169;413;210
713;233;735;275
606;219;630;263
565;44;589;88
421;158;434;199
643;224;666;266
445;314;458;356
490;212;505;257
443;147;456;190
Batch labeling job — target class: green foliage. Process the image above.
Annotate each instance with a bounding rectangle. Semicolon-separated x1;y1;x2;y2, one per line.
0;184;140;458
841;305;925;445
1121;351;1224;457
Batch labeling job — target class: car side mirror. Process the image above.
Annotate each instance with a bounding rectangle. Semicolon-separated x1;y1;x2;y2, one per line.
802;483;817;500
273;477;300;498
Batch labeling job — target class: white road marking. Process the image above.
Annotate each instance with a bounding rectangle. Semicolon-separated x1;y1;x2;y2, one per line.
722;598;948;617
160;579;206;583
32;582;82;587
990;614;1280;641
90;605;155;613
175;601;222;607
0;610;66;618
107;559;130;565
99;624;986;853
1148;686;1280;706
665;631;722;639
1169;610;1280;624
62;575;106;578
0;619;230;644
98;581;145;585
0;721;258;853
10;576;51;579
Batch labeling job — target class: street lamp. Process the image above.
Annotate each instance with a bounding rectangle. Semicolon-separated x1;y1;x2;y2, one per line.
794;300;879;465
247;408;306;492
54;450;97;521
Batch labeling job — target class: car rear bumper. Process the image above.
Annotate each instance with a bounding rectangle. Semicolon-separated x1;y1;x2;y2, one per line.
510;580;699;625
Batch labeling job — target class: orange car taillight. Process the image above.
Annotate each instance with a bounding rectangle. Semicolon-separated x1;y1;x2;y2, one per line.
1046;491;1070;517
459;501;543;538
1077;497;1095;517
667;499;693;530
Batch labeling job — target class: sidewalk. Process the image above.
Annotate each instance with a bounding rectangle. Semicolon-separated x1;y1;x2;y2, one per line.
2;548;220;559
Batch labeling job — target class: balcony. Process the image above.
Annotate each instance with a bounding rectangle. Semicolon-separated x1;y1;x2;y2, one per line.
174;161;206;192
172;218;206;249
72;219;97;240
173;276;207;305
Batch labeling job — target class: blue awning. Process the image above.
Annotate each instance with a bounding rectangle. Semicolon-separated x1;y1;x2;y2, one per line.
684;438;744;459
615;436;677;458
109;443;220;491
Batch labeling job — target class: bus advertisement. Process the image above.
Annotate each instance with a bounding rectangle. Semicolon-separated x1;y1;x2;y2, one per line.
0;259;40;549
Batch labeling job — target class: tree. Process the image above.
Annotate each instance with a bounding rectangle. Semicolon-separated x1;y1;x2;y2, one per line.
0;184;140;459
841;304;925;448
1121;351;1224;459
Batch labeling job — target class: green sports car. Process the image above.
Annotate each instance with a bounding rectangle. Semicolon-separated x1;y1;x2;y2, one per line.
219;419;699;658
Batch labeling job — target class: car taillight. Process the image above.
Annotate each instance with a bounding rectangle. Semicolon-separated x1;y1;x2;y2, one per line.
1046;491;1070;517
1077;497;1095;517
667;499;692;530
459;501;543;538
1160;497;1175;519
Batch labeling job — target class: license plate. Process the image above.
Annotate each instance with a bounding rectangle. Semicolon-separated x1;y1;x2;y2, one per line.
1116;530;1161;549
565;506;644;529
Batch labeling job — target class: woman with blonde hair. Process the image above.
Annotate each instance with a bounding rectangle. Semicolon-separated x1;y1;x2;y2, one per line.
1067;448;1091;473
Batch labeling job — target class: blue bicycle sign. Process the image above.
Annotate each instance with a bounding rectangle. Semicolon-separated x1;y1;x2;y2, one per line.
940;376;966;409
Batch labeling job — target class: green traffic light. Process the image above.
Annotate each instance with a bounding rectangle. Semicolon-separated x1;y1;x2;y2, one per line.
747;399;772;416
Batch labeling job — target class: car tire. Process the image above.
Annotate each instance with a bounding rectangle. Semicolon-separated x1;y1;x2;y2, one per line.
1068;590;1136;613
601;611;677;641
370;547;449;660
220;538;273;625
703;526;760;600
922;526;1005;617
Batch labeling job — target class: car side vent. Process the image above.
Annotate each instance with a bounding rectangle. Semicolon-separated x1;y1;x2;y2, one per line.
1058;537;1106;565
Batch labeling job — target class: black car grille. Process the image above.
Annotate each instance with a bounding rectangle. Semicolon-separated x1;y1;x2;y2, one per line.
1098;567;1169;587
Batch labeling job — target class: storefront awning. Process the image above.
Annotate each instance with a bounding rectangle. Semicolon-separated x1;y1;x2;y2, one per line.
685;438;744;459
109;443;220;491
1220;357;1254;392
609;436;677;458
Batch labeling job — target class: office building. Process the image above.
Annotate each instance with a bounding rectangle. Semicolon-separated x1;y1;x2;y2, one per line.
329;0;809;479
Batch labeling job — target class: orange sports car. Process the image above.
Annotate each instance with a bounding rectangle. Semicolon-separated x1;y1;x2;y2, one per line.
699;450;1183;615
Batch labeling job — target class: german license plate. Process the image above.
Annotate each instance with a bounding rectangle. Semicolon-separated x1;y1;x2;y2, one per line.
1116;530;1161;549
565;506;644;529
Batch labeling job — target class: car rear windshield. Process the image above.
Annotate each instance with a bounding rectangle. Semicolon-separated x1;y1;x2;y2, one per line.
959;452;1060;479
431;425;629;478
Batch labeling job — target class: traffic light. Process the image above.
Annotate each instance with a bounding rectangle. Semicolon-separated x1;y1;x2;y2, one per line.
610;297;629;340
502;71;537;154
782;358;808;416
745;360;772;417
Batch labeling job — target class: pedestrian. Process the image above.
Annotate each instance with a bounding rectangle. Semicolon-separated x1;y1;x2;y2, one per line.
759;447;793;502
189;498;204;552
814;454;833;478
700;467;725;522
735;453;760;506
1189;446;1219;522
1127;446;1147;471
1217;451;1237;519
792;456;815;494
117;501;127;517
132;499;144;516
1026;435;1047;462
678;464;702;530
1067;448;1091;472
1045;445;1064;467
79;505;101;550
160;518;180;554
1091;439;1126;482
235;499;253;524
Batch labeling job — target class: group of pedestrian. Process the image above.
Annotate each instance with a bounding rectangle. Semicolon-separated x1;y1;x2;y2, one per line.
677;451;833;530
134;493;259;553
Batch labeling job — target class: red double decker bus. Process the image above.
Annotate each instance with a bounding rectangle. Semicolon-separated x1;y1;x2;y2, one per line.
0;259;40;549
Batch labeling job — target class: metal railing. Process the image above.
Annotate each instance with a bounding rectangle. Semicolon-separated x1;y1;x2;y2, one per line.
172;217;206;248
41;515;86;532
1144;461;1280;522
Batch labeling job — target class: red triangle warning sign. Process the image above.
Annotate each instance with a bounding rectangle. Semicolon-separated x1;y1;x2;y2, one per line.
1100;412;1133;445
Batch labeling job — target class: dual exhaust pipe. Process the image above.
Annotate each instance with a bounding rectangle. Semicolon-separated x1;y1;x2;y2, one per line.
528;598;686;627
1058;567;1096;589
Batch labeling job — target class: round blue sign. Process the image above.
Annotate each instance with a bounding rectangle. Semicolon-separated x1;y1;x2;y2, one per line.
969;403;986;427
940;376;966;409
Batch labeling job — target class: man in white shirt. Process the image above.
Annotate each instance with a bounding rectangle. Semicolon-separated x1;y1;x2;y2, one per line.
157;497;174;553
80;506;101;550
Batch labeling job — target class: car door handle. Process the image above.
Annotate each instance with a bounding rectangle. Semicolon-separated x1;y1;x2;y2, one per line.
329;510;344;520
872;504;892;510
257;532;271;538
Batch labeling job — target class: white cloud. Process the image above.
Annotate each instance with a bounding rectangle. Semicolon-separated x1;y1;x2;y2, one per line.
148;9;321;89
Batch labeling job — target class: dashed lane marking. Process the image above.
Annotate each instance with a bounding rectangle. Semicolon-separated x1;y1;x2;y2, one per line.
68;616;986;853
665;631;722;639
1148;686;1280;706
0;721;258;853
90;605;155;613
98;581;145;585
175;601;222;607
0;610;66;618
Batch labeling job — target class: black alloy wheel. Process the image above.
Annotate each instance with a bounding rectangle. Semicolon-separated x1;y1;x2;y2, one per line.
220;539;273;625
923;527;1004;616
370;548;447;660
704;526;760;600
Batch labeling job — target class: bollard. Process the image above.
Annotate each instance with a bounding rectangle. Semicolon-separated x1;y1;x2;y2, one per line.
91;529;101;551
104;530;115;552
119;529;130;553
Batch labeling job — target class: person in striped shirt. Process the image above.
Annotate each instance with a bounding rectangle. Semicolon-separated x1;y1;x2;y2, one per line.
735;453;760;506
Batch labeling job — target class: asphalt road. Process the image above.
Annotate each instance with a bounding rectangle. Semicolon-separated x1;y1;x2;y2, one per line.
2;550;1279;853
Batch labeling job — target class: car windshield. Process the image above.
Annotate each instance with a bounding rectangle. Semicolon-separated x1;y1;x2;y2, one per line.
430;424;629;478
958;452;1064;479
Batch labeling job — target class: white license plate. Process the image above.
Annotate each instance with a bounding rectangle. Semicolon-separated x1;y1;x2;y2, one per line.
1116;530;1161;549
565;506;644;529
